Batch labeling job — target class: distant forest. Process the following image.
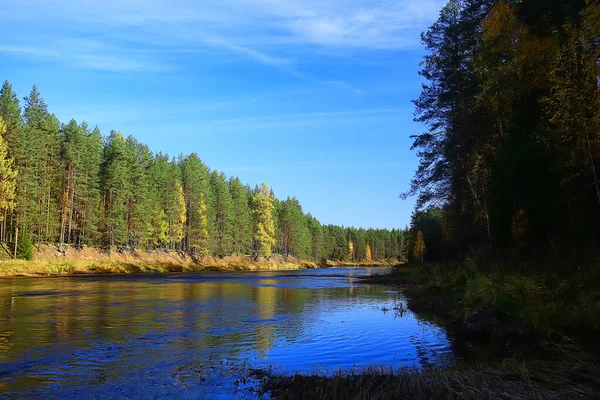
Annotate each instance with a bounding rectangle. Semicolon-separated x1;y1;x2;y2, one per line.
0;82;404;261
405;0;600;265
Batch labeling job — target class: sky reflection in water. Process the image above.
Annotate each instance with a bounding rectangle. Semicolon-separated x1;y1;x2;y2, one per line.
0;268;454;398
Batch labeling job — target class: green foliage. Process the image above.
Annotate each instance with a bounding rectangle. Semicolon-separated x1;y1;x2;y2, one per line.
180;153;214;254
406;0;600;264
60;120;103;245
16;231;34;260
421;265;600;335
251;183;277;258
101;132;129;247
211;171;234;254
277;197;311;259
0;117;17;220
0;80;405;262
229;177;252;254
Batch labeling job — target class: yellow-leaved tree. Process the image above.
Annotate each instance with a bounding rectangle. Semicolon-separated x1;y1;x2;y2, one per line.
171;179;187;246
365;243;372;262
251;183;276;258
149;209;169;246
413;230;426;263
189;193;210;256
347;239;354;261
0;117;17;223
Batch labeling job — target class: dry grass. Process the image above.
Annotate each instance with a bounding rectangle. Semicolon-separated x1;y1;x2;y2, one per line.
323;259;399;268
251;360;599;400
0;259;175;276
0;244;364;277
0;244;398;277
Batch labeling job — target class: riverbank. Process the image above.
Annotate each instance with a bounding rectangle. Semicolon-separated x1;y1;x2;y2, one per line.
0;244;394;277
362;263;600;353
248;263;600;399
249;357;599;399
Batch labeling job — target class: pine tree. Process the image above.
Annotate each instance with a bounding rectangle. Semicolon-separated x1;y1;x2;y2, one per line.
101;132;130;247
211;171;234;255
17;229;34;260
0;81;23;162
125;136;152;248
22;86;62;243
147;153;186;249
56;124;102;247
0;80;408;263
251;183;276;258
277;197;311;259
188;193;210;256
307;215;323;260
171;177;186;248
0;82;24;249
0;117;17;227
229;177;252;254
79;126;103;245
180;153;214;254
347;238;354;261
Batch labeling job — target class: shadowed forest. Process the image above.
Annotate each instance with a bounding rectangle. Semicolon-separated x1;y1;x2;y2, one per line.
396;0;600;354
248;2;600;397
404;0;599;266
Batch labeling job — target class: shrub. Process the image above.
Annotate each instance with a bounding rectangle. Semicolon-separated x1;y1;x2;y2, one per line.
464;274;495;307
16;232;34;260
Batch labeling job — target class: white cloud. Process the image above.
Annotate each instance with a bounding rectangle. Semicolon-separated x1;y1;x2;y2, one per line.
1;0;445;76
0;37;169;72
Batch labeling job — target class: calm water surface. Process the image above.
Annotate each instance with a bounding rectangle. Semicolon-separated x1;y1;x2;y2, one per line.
0;267;455;398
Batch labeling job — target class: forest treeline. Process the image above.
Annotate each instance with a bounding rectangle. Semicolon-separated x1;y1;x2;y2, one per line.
0;81;404;262
404;0;600;267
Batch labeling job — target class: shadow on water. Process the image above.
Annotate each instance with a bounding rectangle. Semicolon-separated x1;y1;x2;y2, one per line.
0;267;457;398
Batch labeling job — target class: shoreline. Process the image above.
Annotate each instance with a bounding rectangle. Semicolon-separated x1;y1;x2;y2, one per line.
0;244;395;278
360;263;600;354
243;264;600;399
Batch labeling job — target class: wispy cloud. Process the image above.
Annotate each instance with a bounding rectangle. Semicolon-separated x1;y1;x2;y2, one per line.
1;0;445;78
221;160;411;173
197;107;407;126
0;37;169;72
164;107;411;134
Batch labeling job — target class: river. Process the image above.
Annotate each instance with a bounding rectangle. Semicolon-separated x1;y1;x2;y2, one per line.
0;267;455;398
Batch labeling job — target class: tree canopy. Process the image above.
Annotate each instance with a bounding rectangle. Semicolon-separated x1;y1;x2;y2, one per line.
0;81;403;261
406;0;600;267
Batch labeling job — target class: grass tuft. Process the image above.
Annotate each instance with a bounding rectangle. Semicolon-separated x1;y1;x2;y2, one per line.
251;360;599;400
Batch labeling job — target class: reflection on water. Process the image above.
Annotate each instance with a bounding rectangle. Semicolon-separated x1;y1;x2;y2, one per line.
0;268;454;398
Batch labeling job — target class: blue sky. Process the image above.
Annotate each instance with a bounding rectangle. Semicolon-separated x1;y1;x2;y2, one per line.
1;0;446;230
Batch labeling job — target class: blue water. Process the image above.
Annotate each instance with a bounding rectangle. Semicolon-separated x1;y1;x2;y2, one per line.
0;268;455;398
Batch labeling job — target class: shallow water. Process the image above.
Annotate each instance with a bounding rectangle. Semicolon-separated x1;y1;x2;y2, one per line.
0;267;455;398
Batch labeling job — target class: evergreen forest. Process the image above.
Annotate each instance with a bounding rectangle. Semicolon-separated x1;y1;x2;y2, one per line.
0;82;403;262
404;0;600;269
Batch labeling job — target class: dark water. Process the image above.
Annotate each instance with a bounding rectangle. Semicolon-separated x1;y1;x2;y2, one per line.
0;268;455;399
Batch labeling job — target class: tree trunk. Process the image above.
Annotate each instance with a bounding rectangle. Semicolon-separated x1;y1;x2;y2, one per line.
60;170;70;246
584;123;600;206
13;220;18;259
68;177;75;242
